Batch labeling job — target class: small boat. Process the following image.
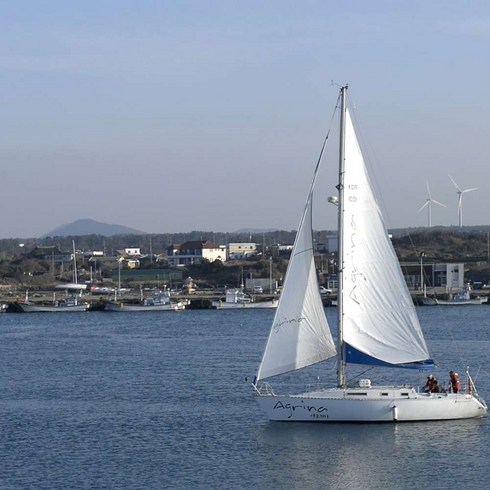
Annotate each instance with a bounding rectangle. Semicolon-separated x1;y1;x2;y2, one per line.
16;292;87;313
15;242;90;313
212;289;277;309
252;85;487;422
105;291;186;311
418;285;438;305
419;296;437;306
426;284;488;306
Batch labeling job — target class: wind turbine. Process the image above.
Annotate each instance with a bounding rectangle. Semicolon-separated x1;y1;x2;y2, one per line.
417;181;445;227
449;175;479;227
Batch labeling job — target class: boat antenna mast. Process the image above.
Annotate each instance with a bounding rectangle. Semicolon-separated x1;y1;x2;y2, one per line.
337;84;348;388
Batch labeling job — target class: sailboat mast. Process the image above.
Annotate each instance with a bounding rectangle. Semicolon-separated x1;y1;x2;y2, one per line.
72;240;78;285
337;85;347;388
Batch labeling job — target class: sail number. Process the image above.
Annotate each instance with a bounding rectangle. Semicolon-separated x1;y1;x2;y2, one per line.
310;413;329;419
348;184;358;202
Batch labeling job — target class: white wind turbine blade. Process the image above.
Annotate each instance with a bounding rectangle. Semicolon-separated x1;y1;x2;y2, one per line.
449;174;462;192
430;198;446;208
449;175;478;227
417;200;430;213
421;181;445;226
461;187;479;194
417;193;431;226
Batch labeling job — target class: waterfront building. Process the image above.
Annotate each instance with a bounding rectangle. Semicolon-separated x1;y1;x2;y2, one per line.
166;240;226;266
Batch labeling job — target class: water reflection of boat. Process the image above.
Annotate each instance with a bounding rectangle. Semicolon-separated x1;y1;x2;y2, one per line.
212;289;277;309
255;417;485;488
105;291;186;311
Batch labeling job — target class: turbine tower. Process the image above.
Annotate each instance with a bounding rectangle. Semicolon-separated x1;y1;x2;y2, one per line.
449;175;479;227
417;181;445;227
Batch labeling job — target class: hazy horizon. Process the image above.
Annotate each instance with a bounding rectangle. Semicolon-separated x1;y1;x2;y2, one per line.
4;217;490;242
2;2;490;239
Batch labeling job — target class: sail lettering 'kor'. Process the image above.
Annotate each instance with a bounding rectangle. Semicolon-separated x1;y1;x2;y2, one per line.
256;194;337;381
341;109;430;365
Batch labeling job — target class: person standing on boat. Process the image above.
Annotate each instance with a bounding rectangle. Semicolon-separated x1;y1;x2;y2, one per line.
449;371;461;393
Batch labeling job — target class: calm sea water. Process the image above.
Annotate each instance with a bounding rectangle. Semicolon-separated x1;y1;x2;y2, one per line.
0;307;489;489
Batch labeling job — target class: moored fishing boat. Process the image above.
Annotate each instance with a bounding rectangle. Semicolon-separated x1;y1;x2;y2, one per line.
16;292;87;312
212;289;277;309
105;291;186;311
428;284;488;306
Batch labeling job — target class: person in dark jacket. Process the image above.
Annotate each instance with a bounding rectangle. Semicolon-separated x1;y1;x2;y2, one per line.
424;374;436;393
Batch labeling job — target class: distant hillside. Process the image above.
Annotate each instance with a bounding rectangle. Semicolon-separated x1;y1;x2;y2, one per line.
43;219;146;238
233;228;279;234
388;225;490;238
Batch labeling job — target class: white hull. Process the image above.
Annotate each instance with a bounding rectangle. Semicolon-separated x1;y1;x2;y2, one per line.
255;386;487;422
212;300;277;309
17;303;87;313
422;285;489;305
105;301;185;311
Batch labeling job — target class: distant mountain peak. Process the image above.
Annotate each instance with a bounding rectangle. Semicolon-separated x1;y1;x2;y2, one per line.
43;218;145;237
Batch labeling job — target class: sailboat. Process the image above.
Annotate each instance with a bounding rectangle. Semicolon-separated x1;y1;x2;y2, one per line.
16;241;88;313
252;86;487;422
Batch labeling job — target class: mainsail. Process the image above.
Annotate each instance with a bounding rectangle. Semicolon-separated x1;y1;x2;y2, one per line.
341;109;431;366
256;192;337;381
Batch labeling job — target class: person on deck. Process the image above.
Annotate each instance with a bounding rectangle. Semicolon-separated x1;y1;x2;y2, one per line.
424;374;436;393
449;371;461;393
431;379;441;393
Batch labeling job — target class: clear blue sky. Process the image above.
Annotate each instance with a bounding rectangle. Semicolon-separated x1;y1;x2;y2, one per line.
1;1;490;238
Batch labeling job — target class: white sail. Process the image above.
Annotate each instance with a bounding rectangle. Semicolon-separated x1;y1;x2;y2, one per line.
256;194;336;381
341;109;430;364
